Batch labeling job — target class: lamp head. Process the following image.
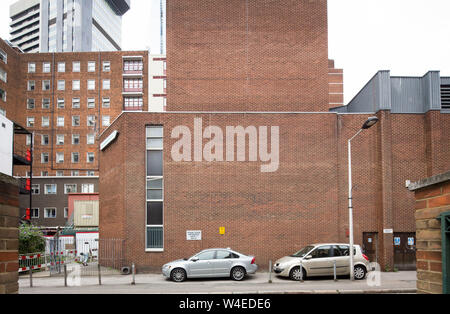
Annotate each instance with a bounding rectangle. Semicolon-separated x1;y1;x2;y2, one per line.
362;116;379;129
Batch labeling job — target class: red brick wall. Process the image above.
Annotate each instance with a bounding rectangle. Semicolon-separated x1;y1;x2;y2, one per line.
328;60;344;109
99;110;444;271
0;174;19;294
166;0;329;112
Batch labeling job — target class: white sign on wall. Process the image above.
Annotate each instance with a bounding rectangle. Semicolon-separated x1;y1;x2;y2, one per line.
186;230;202;241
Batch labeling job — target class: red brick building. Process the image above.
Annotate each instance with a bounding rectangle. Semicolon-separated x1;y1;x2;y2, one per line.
98;0;450;272
0;38;148;232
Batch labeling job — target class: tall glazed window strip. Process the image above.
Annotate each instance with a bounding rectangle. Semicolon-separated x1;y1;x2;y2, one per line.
146;126;164;251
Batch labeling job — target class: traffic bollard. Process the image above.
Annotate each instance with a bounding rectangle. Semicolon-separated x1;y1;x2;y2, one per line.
268;260;272;283
333;260;337;282
131;263;136;285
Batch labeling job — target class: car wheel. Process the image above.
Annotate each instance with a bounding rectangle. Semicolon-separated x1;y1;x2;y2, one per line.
231;266;246;281
354;265;367;280
171;268;186;282
289;266;306;281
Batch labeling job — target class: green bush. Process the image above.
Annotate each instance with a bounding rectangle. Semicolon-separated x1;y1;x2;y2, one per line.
19;223;45;254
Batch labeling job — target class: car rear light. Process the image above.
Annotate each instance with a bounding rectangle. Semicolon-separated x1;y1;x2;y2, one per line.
251;257;255;264
362;254;369;261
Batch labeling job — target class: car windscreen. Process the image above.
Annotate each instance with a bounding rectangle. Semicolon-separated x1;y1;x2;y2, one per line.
290;246;315;257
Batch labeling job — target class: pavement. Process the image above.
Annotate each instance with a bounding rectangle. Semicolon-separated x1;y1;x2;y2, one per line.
19;269;417;294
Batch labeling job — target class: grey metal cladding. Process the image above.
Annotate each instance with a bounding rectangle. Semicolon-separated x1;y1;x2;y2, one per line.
332;70;444;114
105;0;130;16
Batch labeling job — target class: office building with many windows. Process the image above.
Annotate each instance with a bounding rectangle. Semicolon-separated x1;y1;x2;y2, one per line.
9;0;130;53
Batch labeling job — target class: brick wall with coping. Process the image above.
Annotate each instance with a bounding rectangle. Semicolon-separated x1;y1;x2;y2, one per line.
0;173;19;294
409;171;450;294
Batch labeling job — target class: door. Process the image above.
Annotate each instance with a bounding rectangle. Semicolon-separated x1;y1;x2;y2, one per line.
333;245;351;275
303;245;334;276
393;232;416;270
212;250;234;277
187;250;216;277
363;232;378;264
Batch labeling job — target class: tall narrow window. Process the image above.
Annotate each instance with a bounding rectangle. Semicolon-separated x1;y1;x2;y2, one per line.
146;126;164;251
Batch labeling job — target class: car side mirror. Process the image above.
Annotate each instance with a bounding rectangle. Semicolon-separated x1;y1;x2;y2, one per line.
191;257;199;262
304;255;312;260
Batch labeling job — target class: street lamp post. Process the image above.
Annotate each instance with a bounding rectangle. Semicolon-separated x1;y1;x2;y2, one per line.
348;116;379;280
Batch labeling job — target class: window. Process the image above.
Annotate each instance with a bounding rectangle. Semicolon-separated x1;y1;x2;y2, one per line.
72;115;80;126
56;152;64;163
102;115;110;127
0;88;6;102
26;134;31;146
310;246;333;259
72;80;80;90
42;80;51;91
71;170;79;176
57;80;65;90
56;134;64;145
28;63;36;73
28;81;35;91
44;208;57;218
27;99;35;109
102;79;110;90
58;62;65;72
72;152;79;163
57;116;64;127
81;184;94;193
87;152;95;163
64;208;69;218
124;60;143;72
64;184;77;194
31;184;40;195
43;62;51;73
41;153;49;164
41;171;48;176
102;98;110;108
88;61;95;72
72;98;80;108
0;49;6;63
87;115;95;126
195;251;215;261
87;134;95;145
27;117;35;127
147;178;163;201
41;134;49;146
57;98;65;109
87;98;95;108
146;126;164;250
216;250;238;259
31;208;39;219
87;171;95;176
42;116;50;127
56;171;64;177
42;98;50;109
102;61;110;72
87;80;95;90
0;68;6;83
72;134;80;145
73;61;80;72
44;184;57;195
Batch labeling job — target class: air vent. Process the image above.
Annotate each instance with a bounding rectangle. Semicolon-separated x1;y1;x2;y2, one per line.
441;85;450;109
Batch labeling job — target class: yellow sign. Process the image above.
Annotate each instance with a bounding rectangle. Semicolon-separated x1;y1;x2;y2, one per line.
219;227;225;235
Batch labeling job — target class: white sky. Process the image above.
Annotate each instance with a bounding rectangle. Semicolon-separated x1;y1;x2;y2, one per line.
1;0;449;104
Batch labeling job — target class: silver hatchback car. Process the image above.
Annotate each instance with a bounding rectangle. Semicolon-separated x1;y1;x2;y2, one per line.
162;248;258;282
273;243;370;280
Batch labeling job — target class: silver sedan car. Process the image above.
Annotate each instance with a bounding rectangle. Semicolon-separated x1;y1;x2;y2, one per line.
162;248;258;282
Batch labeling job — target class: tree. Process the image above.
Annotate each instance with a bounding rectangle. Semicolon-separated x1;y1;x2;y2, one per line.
19;223;45;254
